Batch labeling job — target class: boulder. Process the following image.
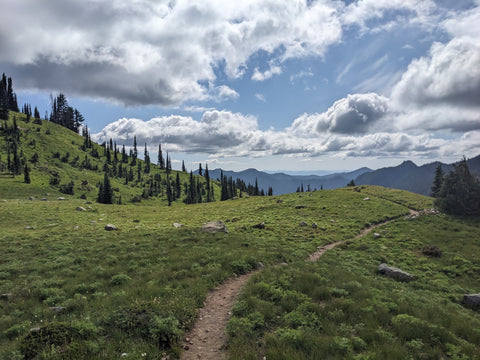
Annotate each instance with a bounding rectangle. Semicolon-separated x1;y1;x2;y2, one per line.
363;197;370;201
299;221;308;227
378;263;415;282
76;206;86;211
173;223;184;228
41;198;48;201
202;220;228;233
295;205;305;209
373;233;381;239
463;294;480;310
312;222;318;229
105;224;118;231
57;197;65;200
29;196;35;201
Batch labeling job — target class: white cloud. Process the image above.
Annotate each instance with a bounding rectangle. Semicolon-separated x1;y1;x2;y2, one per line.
255;93;266;102
251;65;282;82
291;93;390;136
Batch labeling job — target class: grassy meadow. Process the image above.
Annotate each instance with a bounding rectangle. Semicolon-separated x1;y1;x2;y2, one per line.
1;114;480;359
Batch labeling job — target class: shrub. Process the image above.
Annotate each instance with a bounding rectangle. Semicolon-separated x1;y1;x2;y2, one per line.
109;274;132;286
422;245;442;258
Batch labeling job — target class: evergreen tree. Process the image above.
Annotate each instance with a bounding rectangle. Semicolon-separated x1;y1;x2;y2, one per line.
176;172;181;197
198;163;203;176
0;73;9;120
435;157;480;216
347;179;355;187
131;136;137;165
430;164;444;198
24;163;31;184
166;177;173;206
205;164;211;202
98;172;114;204
144;143;151;173
34;106;40;119
182;160;186;172
158;144;165;169
268;187;273;196
254;178;259;196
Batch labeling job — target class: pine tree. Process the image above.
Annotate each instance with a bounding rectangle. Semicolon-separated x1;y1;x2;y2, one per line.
98;172;114;204
158;144;165;169
435;157;480;216
144;143;151;173
254;178;259;196
131;136;137;165
430;164;444;198
205;164;211;202
198;163;203;176
24;163;31;184
182;160;186;172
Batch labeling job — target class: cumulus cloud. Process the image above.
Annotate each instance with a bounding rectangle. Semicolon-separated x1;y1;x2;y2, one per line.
93;110;260;154
0;0;439;106
290;93;390;136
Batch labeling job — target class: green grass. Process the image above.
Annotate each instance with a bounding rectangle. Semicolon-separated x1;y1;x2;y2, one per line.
227;211;480;360
0;187;413;359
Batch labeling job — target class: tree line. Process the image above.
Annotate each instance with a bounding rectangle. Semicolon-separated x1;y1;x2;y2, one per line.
431;157;480;216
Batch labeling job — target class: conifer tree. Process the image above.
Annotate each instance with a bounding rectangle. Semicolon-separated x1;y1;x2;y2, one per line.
98;172;114;204
182;160;186;172
158;144;165;169
430;164;444;198
198;163;203;176
435;157;480;215
24;163;31;184
254;178;259;196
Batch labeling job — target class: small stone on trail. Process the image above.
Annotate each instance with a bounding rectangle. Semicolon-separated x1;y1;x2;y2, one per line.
105;224;118;231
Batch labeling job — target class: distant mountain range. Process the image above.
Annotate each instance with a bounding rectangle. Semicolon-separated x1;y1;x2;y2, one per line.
197;155;480;196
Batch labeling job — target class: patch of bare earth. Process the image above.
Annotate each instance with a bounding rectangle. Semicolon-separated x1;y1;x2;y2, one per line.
180;209;421;359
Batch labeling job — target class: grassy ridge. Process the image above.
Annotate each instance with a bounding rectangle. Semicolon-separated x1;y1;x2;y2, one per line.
0;188;412;359
0;113;218;203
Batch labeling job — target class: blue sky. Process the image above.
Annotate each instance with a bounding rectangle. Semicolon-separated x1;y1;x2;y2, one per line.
2;0;479;172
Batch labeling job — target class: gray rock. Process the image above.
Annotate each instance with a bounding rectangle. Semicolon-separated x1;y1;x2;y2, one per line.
30;327;41;333
295;205;305;209
299;221;308;227
105;224;118;231
463;294;480;310
0;293;13;300
49;306;66;313
378;263;415;282
173;223;184;228
257;262;265;268
29;196;35;201
41;198;48;201
76;206;86;211
253;222;265;229
57;197;65;200
25;226;34;230
373;233;381;239
202;220;228;233
363;197;370;201
312;222;318;229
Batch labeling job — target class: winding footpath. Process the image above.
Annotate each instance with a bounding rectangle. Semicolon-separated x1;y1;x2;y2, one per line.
180;209;419;360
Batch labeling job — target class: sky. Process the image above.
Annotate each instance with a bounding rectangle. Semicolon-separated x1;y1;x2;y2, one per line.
1;0;479;173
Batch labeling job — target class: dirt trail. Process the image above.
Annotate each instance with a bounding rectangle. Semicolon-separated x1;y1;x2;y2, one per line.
180;272;256;360
180;209;418;360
